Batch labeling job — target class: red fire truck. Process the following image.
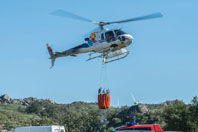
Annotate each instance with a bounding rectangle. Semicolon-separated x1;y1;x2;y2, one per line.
113;124;181;132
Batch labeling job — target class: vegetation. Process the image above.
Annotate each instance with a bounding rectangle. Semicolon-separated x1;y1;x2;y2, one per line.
0;97;197;132
163;97;198;132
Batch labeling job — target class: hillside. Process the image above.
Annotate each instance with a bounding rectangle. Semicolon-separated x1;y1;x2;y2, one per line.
0;94;197;132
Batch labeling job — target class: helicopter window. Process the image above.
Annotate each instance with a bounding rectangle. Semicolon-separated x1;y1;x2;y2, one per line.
101;33;104;40
105;31;114;39
114;30;126;36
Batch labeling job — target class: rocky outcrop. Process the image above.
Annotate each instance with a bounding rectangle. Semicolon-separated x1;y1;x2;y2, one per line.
129;104;148;114
161;100;179;106
0;94;56;106
0;94;11;104
137;104;149;113
0;130;7;132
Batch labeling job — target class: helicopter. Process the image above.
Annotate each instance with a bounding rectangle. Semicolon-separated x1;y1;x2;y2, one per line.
47;10;163;68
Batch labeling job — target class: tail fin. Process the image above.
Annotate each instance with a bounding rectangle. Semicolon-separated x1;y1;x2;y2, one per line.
47;44;56;68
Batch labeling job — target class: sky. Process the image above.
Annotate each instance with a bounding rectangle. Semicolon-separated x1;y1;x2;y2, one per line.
0;0;198;106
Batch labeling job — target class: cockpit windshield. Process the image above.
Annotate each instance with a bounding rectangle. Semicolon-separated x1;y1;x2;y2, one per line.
114;29;126;36
105;31;114;39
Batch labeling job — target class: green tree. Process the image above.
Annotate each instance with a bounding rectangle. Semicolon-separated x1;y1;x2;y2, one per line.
189;96;198;131
163;100;189;131
163;99;198;132
25;101;43;115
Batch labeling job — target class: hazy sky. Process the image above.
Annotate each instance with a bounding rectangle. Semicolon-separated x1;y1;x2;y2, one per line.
0;0;197;106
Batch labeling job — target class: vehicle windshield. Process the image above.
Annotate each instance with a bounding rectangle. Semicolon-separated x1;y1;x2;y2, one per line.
114;29;126;36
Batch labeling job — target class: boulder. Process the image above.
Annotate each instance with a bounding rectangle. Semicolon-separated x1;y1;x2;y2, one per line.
0;94;57;106
138;104;148;113
129;104;148;114
0;94;12;104
0;130;7;132
46;98;56;104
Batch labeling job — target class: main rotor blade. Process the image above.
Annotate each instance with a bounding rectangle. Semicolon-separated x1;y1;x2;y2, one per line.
107;12;163;24
50;9;93;23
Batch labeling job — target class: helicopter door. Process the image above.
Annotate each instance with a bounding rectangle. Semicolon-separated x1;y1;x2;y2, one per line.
105;31;115;43
101;33;104;40
101;33;106;43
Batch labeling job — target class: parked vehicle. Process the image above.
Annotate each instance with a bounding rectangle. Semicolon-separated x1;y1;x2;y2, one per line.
14;125;65;132
113;123;181;132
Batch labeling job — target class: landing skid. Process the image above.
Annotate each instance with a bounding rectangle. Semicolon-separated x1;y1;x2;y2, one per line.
86;50;130;64
103;51;130;64
86;53;103;61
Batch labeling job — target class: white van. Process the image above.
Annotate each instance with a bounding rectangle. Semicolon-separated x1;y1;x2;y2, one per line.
14;125;65;132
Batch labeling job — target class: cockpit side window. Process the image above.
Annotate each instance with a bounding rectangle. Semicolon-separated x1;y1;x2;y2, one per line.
105;31;114;39
114;30;126;36
101;33;104;40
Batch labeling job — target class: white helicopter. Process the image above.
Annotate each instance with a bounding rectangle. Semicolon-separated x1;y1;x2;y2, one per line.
47;10;163;68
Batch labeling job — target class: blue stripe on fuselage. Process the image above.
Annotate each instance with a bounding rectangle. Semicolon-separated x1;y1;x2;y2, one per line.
72;43;90;50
